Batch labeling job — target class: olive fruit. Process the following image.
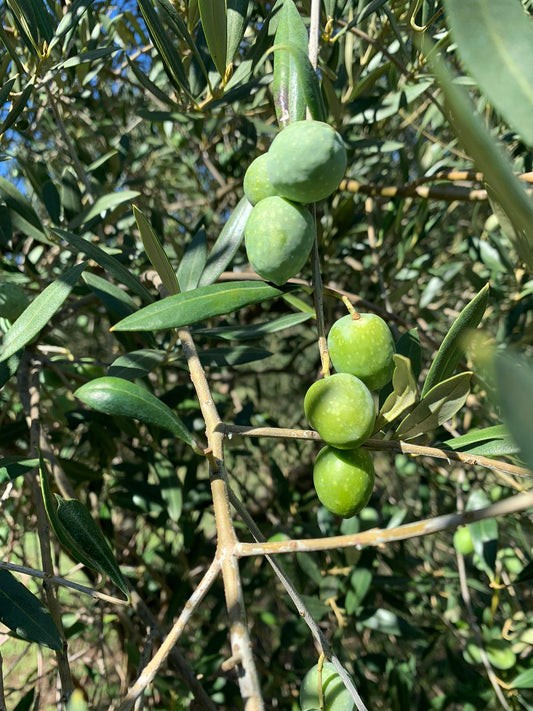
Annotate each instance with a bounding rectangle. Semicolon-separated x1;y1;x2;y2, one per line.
267;120;347;204
300;662;355;711
313;446;375;518
327;312;395;391
244;196;314;285
243;154;278;206
304;373;375;449
453;526;474;555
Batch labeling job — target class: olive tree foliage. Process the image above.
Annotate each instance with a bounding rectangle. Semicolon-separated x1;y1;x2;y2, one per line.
0;0;532;709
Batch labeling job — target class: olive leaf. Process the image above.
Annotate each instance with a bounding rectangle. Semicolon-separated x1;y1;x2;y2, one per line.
134;205;180;296
39;454;129;596
272;0;309;126
0;457;39;484
422;283;489;397
198;0;227;78
0;261;87;363
177;227;207;292
107;349;168;380
395;372;472;441
374;354;418;432
442;425;519;457
111;281;288;332
74;377;200;452
199;196;253;286
0;570;62;651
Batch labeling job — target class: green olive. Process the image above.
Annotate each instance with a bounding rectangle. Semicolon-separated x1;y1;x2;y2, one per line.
313;446;375;518
304;373;375;449
243;154;278;205
300;662;355;711
327;313;395;392
244;196;314;285
266;120;347;204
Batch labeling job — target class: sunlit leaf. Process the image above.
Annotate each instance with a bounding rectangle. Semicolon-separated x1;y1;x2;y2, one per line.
177;227;207;291
374;354;418;431
0;261;86;363
444;0;533;146
0;457;38;483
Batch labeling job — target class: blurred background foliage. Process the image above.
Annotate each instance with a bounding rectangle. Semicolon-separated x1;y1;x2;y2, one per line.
0;0;532;709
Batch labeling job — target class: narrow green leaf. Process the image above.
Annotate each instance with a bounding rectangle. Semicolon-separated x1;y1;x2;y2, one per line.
0;457;38;484
199;196;253;286
0;261;86;363
0;353;22;389
134;206;180;295
0;176;46;243
195;312;312;340
48;0;95;52
443;425;519;457
198;345;272;366
509;669;533;690
422;284;489;397
495;349;533;471
68;190;140;231
198;0;227;78
0;78;17;107
111;281;286;332
0;78;34;136
0;570;62;651
26;0;55;43
53;228;153;304
54;47;119;70
177;227;207;291
423;37;533;269
82;272;138;321
466;490;498;577
272;0;309;126
107;349;167;380
269;42;326;123
374;354;418;431
74;376;199;451
56;498;129;595
138;0;192;97
395;328;422;381
395;372;472;441
226;0;248;68
443;0;533;146
126;55;178;107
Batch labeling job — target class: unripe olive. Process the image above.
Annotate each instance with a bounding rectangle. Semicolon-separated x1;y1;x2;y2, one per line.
266;120;347;204
300;661;355;711
453;526;474;556
313;446;375;518
327;313;395;392
244;196;314;285
304;373;375;449
243;154;278;205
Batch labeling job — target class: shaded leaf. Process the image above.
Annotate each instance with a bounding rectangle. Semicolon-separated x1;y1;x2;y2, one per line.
195;312;312;340
395;372;472;441
0;457;38;483
495;349;533;471
112;281;287;332
82;272;138;321
509;669;533;689
199;196;253;286
40;454;129;596
68;190;140;231
466;490;498;577
108;349;167;380
0;352;22;389
360;608;420;638
395;328;422;381
272;0;309;126
198;345;272;366
0;570;62;650
0;261;86;363
177;227;207;291
374;354;418;431
74;376;199;450
422;284;489;397
0;78;34;136
444;0;533;147
0;176;46;243
54;228;153;303
134;205;180;296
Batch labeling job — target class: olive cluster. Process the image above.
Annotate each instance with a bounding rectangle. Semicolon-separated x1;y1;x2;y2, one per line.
305;311;395;518
243;120;347;285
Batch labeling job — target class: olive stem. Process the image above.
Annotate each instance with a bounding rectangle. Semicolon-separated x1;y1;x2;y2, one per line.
215;424;531;486
341;295;359;318
311;214;331;377
234;491;533;557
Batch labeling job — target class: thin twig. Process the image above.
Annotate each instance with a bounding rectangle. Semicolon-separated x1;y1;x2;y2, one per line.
0;560;128;606
341;178;490;202
235;491;533;557
113;559;221;711
216;424;531;485
228;490;369;711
